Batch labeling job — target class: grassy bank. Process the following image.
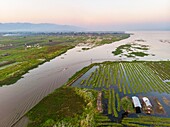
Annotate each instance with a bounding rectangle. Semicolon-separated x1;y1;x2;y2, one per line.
95;34;130;45
66;63;98;86
0;46;73;86
0;33;130;86
27;86;98;127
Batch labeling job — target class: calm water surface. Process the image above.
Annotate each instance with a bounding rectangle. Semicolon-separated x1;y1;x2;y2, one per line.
0;31;170;127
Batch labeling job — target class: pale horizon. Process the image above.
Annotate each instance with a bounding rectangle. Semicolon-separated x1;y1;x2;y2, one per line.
0;0;170;30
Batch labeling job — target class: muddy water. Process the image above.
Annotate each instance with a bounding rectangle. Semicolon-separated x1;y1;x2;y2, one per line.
0;31;170;127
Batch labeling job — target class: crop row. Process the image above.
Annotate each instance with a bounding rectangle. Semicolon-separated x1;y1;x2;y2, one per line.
145;62;170;80
122;116;170;127
79;63;170;94
107;89;120;117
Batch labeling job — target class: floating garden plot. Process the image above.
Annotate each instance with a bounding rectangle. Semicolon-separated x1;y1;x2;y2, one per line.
71;62;170;126
112;43;150;58
72;62;170;94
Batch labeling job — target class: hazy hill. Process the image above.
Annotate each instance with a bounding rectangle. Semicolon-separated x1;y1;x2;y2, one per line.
0;23;84;32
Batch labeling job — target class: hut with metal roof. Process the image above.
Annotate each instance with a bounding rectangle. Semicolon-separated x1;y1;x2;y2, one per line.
132;96;142;113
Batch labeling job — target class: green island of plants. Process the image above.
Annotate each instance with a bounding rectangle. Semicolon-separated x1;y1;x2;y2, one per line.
129;51;149;57
120;96;134;113
82;48;90;50
112;43;150;58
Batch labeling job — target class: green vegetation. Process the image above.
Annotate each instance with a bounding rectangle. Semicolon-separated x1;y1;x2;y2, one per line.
112;43;150;57
112;44;131;55
0;61;15;67
145;61;170;80
94;114;123;127
95;34;130;45
111;89;118;117
72;61;170;126
122;115;170;127
104;89;120;117
0;33;129;86
66;64;96;86
0;46;72;86
108;90;112;114
130;52;149;57
77;62;170;94
82;48;90;50
27;86;98;127
120;96;134;113
116;93;121;112
0;35;79;86
26;61;170;127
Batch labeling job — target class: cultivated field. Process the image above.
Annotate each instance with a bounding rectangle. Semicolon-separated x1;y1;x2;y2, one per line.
25;61;170;127
72;61;170;126
77;62;170;94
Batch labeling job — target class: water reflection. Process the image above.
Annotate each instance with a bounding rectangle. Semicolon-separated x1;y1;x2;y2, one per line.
0;31;170;126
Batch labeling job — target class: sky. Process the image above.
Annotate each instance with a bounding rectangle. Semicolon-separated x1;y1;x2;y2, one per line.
0;0;170;30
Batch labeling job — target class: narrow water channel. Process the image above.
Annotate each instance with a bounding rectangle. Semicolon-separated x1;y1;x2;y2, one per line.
0;31;170;127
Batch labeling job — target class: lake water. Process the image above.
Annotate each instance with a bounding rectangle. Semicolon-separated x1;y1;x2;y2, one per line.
0;31;170;127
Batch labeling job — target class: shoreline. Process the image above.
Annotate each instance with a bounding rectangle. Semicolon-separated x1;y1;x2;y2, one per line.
0;34;130;86
0;46;73;86
2;31;169;126
23;61;170;127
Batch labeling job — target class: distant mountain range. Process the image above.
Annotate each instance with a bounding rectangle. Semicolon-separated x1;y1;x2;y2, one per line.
0;23;84;32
